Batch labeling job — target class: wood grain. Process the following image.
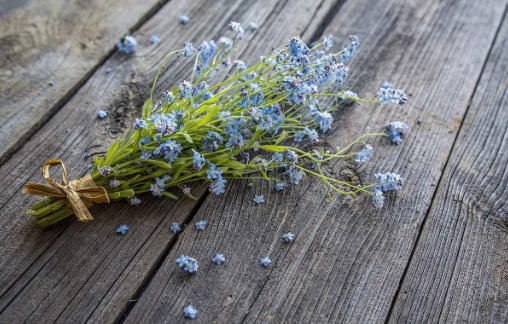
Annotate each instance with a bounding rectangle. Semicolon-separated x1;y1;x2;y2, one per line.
121;0;508;323
0;0;337;322
0;0;167;165
387;10;508;324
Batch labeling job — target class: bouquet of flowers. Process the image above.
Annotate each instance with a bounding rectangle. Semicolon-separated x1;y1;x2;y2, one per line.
23;22;407;228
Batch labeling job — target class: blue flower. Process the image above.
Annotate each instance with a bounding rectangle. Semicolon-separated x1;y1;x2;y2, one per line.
140;150;152;160
222;56;232;70
374;172;404;191
155;177;166;188
340;35;359;62
219;37;233;49
183;42;194;58
176;255;199;274
98;166;111;176
304;127;319;143
294;132;304;142
105;68;112;74
286;166;304;184
192;149;205;170
184;305;198;319
275;182;286;191
116;225;129;235
196;40;216;71
97;110;108;119
288;36;310;58
384;121;409;145
130;196;141;205
150;184;163;197
84;152;90;158
195;220;207;230
282;232;295;242
228;21;244;39
162;90;174;104
253;194;265;204
377;87;408;106
272;152;284;162
234;60;247;71
373;189;385;208
260;257;271;267
176;254;188;267
49;81;54;86
356;144;374;163
110;179;120;188
212;253;226;264
171;222;181;233
322;34;334;51
382;82;393;89
150;34;160;44
180;15;190;24
117;35;138;54
206;164;222;179
178;80;194;98
316;111;333;132
209;177;227;195
249;22;258;31
183;186;191;195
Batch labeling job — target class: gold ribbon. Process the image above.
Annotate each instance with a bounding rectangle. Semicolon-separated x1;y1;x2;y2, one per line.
23;159;110;222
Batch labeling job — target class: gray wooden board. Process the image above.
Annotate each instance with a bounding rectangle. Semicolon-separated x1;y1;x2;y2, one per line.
0;0;169;165
0;0;337;322
120;0;508;323
387;8;508;324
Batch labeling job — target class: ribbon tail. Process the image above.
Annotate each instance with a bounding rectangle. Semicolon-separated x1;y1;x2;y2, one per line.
66;190;94;222
23;183;67;198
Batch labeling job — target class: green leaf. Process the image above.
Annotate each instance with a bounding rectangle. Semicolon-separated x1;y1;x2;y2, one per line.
222;159;246;169
138;159;172;170
260;170;270;181
179;132;193;144
251;125;263;142
274;131;287;145
258;145;286;152
142;99;152;119
162;191;178;199
198;104;221;126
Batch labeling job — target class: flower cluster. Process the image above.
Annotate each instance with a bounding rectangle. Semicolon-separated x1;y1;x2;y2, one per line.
385;121;409;145
117;35;138;54
176;255;199;273
26;21;409;228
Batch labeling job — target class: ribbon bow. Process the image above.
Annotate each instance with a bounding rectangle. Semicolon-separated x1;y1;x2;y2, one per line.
23;159;110;222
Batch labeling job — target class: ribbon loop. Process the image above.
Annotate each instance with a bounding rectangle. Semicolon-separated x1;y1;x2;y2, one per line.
23;159;110;222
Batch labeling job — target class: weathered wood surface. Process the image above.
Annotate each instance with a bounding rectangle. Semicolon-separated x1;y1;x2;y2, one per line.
0;0;167;165
0;0;508;323
387;11;508;323
122;0;508;322
0;0;337;322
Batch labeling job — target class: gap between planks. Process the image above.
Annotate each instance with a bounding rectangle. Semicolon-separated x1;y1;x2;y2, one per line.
383;2;508;323
0;0;172;167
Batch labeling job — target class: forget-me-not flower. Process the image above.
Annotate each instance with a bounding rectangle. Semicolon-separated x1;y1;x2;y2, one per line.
253;194;265;204
171;222;181;233
116;225;129;235
212;253;226;264
184;305;198;319
260;257;271;267
195;220;207;230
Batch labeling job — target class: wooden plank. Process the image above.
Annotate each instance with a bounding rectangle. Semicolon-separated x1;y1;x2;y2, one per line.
0;0;336;322
387;10;508;324
121;0;508;323
0;0;168;165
